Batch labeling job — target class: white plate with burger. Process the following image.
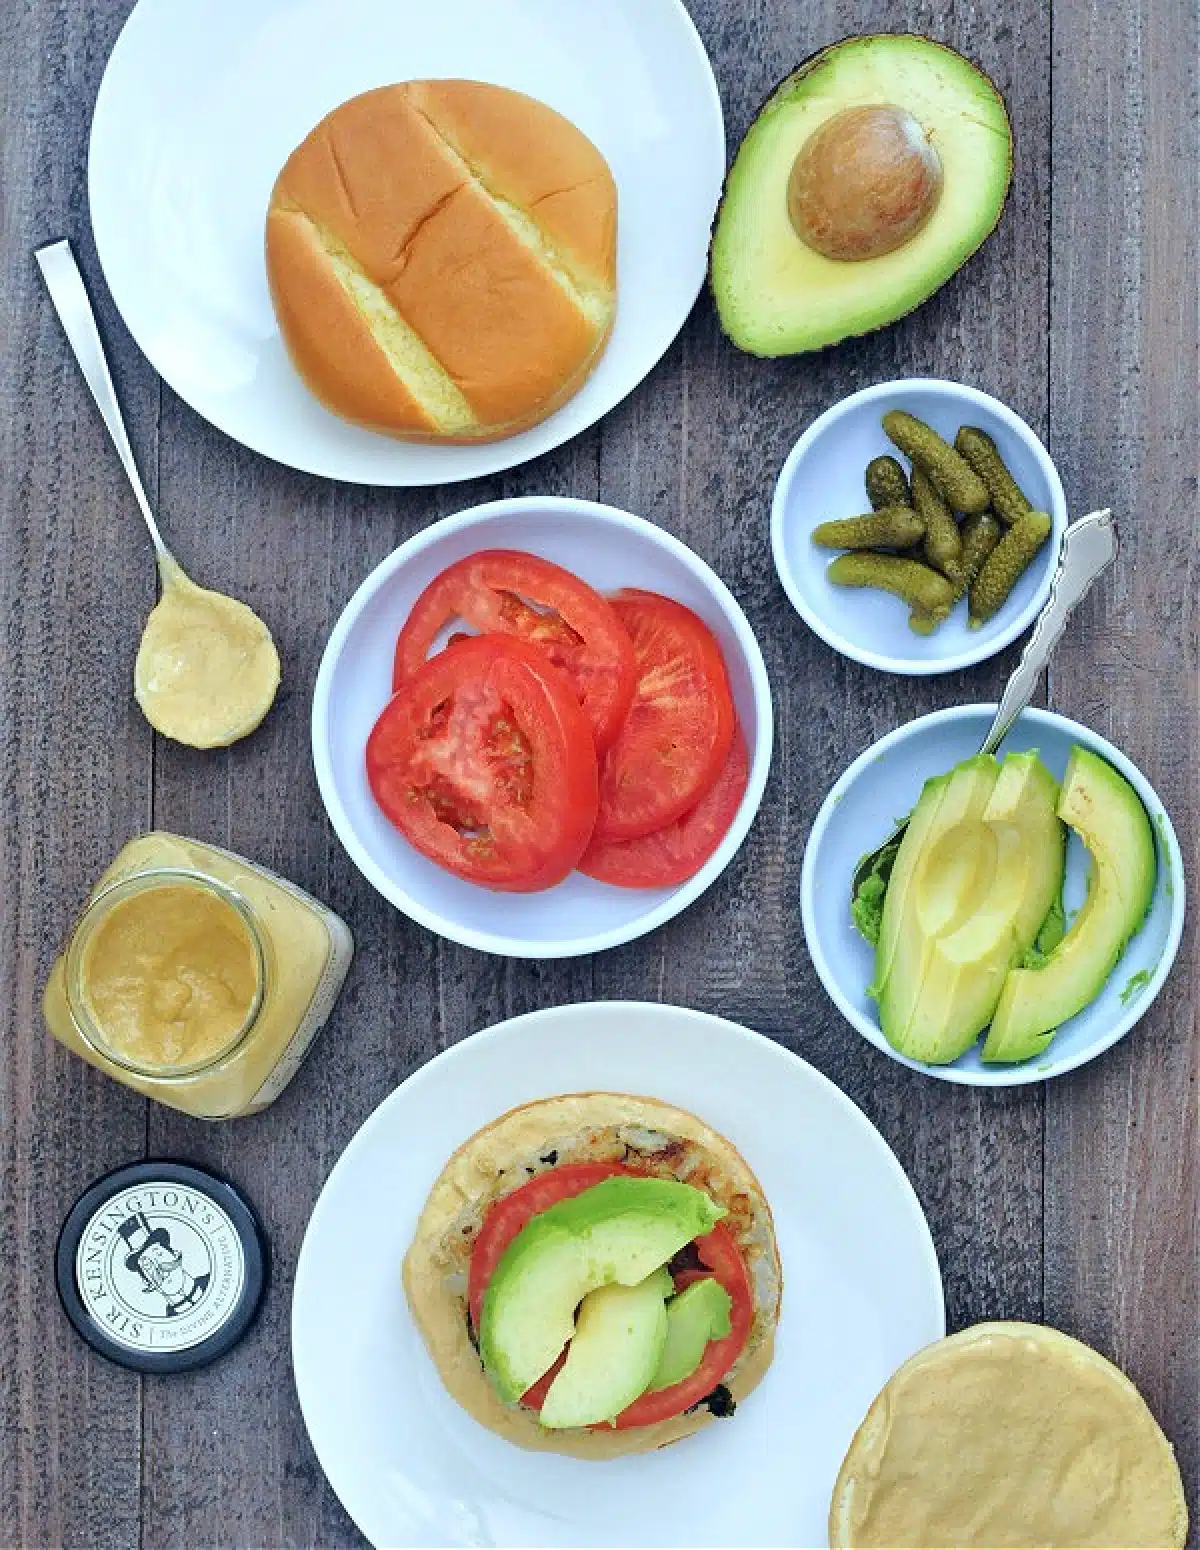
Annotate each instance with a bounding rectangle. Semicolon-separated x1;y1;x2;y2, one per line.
292;1003;945;1547
88;0;725;485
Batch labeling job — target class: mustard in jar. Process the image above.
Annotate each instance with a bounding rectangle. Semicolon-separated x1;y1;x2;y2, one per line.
42;833;353;1118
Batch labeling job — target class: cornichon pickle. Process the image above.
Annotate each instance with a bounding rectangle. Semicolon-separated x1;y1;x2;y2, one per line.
969;510;1054;626
953;511;1004;600
882;410;990;514
955;426;1033;526
812;506;925;550
827;552;957;630
911;465;964;581
865;455;912;511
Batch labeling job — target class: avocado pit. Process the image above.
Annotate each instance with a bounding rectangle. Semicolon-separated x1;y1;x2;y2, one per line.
787;104;943;262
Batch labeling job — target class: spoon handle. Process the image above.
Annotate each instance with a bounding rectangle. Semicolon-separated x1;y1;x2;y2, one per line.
35;239;170;559
978;508;1118;758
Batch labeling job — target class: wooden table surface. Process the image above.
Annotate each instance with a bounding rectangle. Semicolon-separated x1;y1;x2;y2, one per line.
2;0;1196;1545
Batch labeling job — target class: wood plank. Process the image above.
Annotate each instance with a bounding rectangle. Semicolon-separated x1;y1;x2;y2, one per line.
0;3;153;1545
1046;0;1199;1507
593;0;1051;1331
3;0;1194;1543
138;415;601;1545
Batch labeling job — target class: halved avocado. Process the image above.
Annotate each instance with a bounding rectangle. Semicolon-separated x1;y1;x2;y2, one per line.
711;35;1013;356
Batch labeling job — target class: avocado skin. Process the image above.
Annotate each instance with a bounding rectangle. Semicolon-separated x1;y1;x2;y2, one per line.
708;35;1014;358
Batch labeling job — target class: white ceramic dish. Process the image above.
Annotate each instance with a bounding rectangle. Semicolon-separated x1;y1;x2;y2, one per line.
312;497;773;957
801;705;1186;1086
771;379;1068;675
292;1001;945;1548
88;0;724;486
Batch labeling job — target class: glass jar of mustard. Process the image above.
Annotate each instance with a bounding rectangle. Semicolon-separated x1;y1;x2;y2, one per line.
42;833;354;1119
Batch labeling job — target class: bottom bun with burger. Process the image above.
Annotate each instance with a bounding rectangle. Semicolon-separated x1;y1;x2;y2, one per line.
403;1093;782;1456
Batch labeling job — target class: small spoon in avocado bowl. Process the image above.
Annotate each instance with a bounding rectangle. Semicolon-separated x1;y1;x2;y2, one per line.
851;507;1118;903
35;241;280;749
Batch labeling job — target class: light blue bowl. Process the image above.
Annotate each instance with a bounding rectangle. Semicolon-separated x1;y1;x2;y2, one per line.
771;379;1068;675
801;706;1186;1085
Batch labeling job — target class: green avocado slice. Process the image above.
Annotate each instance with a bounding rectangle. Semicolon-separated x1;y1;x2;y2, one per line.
983;747;1157;1062
874;751;1065;1064
478;1177;724;1406
648;1277;734;1393
539;1269;672;1430
874;754;994;1000
711;35;1012;356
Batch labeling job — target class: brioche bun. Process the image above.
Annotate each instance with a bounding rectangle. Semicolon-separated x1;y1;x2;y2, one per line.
265;81;617;443
830;1321;1188;1548
402;1093;782;1457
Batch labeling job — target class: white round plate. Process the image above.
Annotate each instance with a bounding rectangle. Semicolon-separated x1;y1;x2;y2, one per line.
88;0;724;486
312;497;773;959
801;706;1186;1086
292;1003;945;1548
771;380;1068;675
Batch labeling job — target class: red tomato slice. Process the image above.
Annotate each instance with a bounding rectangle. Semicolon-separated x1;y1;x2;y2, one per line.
366;635;598;892
610;1224;752;1428
468;1163;627;1329
579;727;749;887
591;591;735;843
392;551;636;753
468;1164;752;1425
518;1356;565;1410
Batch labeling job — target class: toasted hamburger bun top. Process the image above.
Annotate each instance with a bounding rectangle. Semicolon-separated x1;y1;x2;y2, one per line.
265;81;617;443
402;1093;782;1458
830;1321;1188;1548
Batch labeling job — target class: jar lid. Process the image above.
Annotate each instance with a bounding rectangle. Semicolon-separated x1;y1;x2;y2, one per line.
56;1160;267;1373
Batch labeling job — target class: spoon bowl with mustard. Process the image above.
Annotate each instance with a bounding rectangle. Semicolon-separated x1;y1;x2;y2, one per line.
35;240;280;749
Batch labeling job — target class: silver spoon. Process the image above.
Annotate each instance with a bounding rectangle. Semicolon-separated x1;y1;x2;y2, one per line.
851;507;1118;897
35;239;280;748
35;240;172;561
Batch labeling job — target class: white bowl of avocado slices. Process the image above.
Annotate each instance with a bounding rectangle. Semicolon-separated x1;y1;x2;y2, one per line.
800;705;1186;1084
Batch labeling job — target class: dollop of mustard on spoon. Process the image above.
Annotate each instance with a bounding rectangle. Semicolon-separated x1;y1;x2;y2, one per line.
36;240;280;750
134;555;280;748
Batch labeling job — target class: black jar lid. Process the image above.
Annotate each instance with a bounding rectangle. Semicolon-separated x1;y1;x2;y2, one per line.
56;1160;267;1374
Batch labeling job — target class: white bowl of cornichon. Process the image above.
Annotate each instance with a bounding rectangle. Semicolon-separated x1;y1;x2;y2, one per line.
403;1093;782;1456
771;378;1068;674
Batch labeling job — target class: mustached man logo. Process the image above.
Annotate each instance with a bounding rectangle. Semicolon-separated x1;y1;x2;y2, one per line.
75;1180;246;1355
116;1211;212;1317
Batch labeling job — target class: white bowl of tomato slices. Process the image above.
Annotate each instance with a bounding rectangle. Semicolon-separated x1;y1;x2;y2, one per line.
312;497;773;957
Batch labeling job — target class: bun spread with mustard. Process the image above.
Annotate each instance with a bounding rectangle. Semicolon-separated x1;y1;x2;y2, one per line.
265;80;617;443
403;1093;781;1457
830;1321;1188;1548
